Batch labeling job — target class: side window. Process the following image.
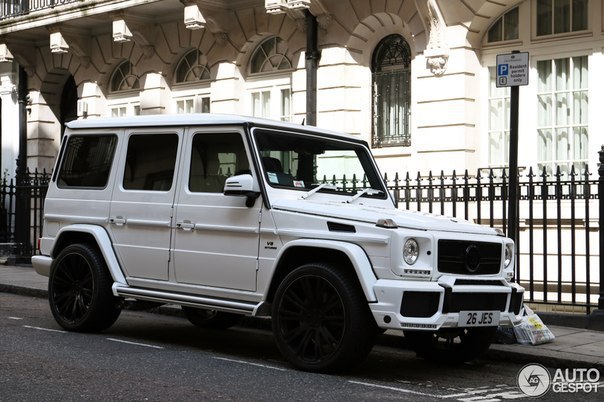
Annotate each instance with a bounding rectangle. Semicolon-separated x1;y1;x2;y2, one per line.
188;132;249;193
57;135;117;188
123;134;179;191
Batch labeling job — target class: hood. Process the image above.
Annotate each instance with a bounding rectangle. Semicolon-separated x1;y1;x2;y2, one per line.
271;198;500;236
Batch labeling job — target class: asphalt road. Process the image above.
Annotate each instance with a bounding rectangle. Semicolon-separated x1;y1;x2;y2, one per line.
0;292;599;401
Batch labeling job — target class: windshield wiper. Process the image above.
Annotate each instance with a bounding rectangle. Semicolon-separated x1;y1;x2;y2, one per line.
300;183;339;200
346;188;384;203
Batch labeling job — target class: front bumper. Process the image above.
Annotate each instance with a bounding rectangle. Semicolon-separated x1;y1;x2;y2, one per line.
369;275;524;331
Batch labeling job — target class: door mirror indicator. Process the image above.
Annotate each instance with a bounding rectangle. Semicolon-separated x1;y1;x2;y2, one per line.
224;174;261;207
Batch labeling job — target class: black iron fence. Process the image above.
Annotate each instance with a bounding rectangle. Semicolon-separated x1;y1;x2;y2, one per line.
0;0;80;20
0;169;50;260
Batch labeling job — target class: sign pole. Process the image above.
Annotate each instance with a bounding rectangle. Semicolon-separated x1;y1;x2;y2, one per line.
508;81;519;244
496;50;528;278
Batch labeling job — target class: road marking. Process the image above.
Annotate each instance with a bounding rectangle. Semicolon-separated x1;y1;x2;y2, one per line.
8;316;23;320
349;380;445;398
23;325;67;334
212;356;286;371
349;381;526;401
447;384;525;401
106;337;164;349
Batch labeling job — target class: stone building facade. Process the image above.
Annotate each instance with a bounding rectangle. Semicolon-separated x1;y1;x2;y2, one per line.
0;0;602;179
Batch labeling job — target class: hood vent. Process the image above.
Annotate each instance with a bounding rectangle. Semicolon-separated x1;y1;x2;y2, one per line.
327;221;356;233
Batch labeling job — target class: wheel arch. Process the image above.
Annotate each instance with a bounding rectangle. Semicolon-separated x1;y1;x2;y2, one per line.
50;224;127;286
265;239;378;304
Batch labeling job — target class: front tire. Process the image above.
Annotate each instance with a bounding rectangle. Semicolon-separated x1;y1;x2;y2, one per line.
404;327;496;363
48;243;121;332
271;263;375;372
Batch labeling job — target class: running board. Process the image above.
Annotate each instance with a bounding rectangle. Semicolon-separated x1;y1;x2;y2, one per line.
114;286;261;316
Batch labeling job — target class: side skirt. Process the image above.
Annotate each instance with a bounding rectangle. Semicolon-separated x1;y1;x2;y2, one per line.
114;285;266;316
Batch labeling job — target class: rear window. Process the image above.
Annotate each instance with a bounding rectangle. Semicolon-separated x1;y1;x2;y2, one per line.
57;135;117;188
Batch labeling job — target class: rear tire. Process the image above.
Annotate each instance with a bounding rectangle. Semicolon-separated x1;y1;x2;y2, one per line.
181;307;242;329
48;243;121;332
271;263;375;372
404;327;496;363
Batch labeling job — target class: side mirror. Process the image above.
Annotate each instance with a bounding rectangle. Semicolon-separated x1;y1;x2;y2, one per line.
224;174;261;207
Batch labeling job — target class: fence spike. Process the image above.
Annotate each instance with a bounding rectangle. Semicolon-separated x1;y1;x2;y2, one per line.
569;164;577;178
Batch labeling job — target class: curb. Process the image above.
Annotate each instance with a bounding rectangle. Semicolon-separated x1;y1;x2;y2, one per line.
0;284;47;299
487;346;604;372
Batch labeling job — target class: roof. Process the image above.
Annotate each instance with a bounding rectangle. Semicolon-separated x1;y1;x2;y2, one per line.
65;113;361;143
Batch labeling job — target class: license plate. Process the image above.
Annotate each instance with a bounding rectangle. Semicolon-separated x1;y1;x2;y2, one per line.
458;311;500;327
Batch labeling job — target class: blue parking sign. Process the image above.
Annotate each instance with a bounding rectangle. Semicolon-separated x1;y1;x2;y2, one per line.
496;52;528;87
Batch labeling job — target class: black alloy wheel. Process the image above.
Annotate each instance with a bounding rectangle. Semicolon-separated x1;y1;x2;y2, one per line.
272;263;375;372
48;243;121;332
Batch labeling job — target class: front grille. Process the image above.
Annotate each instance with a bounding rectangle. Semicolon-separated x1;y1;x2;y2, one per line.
455;279;506;286
438;240;502;275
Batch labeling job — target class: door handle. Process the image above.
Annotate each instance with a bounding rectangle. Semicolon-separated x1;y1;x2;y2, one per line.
110;216;126;226
176;220;195;231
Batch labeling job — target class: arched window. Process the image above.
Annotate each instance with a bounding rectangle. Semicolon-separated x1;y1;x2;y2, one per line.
249;36;292;74
487;7;519;42
174;49;210;83
108;61;140;116
110;61;140;93
247;36;292;121
372;34;411;147
172;50;211;114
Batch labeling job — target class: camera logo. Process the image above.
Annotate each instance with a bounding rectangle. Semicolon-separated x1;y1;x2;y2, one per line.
517;364;551;397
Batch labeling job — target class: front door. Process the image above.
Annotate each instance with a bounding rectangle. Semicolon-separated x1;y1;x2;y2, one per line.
109;130;181;281
172;128;261;291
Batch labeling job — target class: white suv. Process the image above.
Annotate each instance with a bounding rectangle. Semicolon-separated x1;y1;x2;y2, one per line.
33;114;524;372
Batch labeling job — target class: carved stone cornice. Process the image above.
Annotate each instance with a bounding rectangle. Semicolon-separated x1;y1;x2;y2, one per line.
416;0;449;76
265;0;332;32
47;26;91;67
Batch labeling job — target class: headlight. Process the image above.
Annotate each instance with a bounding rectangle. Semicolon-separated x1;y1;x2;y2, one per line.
504;243;514;268
403;238;420;265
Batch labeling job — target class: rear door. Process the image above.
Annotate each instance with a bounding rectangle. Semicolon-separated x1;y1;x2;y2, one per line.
171;127;261;291
108;129;182;281
45;131;119;237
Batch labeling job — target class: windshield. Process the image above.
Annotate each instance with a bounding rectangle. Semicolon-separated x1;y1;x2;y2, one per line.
253;128;386;198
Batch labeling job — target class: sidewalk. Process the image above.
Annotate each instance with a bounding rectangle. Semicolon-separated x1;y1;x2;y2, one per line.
1;263;603;371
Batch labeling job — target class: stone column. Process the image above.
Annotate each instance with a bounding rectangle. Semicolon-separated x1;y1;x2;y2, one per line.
0;64;19;177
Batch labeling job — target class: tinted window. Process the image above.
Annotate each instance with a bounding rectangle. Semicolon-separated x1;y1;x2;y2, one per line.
123;134;179;191
254;129;386;197
57;135;117;188
189;133;249;193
